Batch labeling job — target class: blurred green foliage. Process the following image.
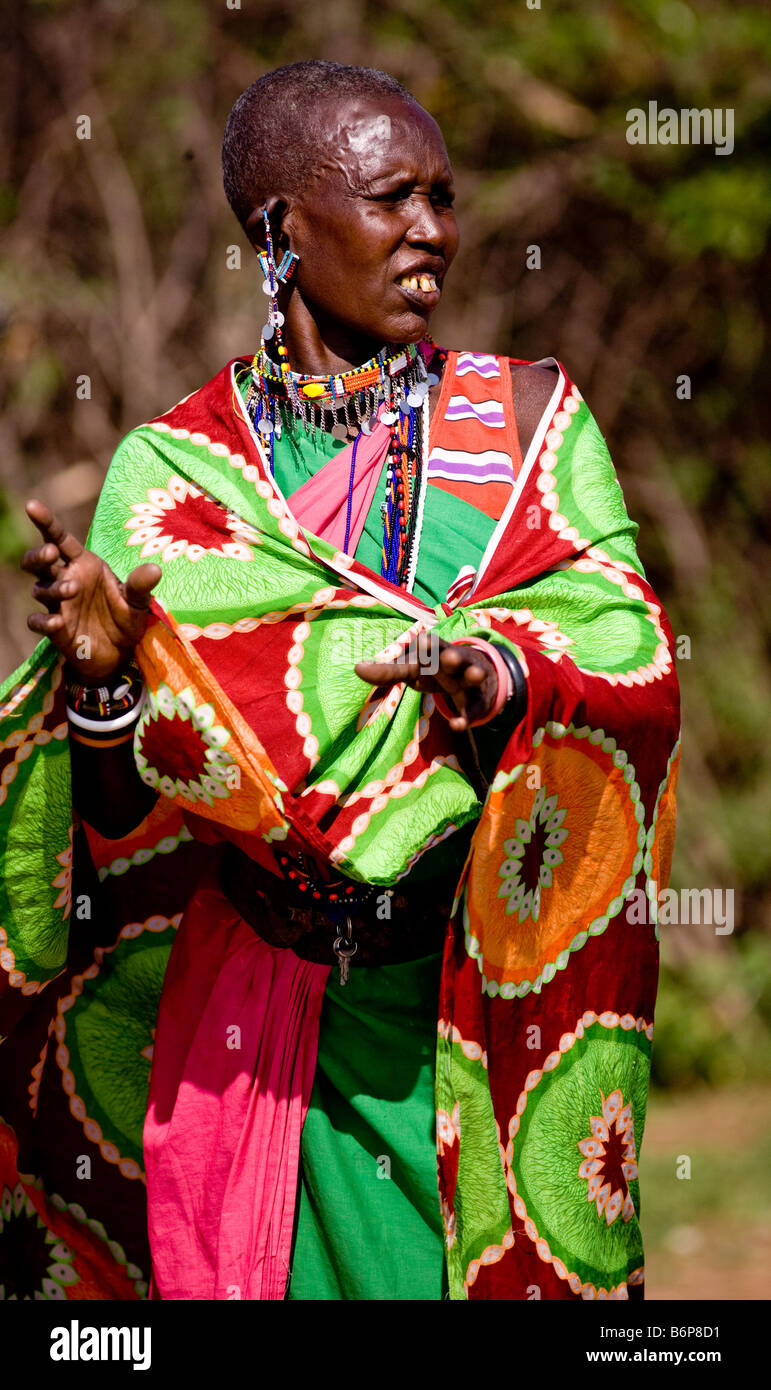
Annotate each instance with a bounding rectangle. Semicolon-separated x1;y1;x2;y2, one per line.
1;0;769;1091
653;937;771;1089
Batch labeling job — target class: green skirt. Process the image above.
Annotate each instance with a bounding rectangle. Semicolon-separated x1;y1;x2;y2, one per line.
287;950;447;1300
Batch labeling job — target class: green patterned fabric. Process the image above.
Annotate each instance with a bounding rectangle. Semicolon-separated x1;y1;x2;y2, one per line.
288;952;447;1301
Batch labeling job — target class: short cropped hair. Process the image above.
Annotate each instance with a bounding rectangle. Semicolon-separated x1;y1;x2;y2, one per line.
222;60;416;233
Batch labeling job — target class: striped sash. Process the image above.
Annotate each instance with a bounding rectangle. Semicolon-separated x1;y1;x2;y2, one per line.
428;351;522;520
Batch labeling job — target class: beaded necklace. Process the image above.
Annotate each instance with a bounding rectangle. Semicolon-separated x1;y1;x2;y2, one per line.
246;339;430;441
242;336;445;591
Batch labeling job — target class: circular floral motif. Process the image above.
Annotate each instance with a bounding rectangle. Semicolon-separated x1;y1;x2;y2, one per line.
577;1087;638;1227
135;683;236;808
464;724;645;997
505;1013;651;1298
125;476;260;563
497;785;567;923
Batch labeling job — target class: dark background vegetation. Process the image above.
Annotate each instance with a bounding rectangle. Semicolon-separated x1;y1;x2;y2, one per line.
1;0;769;1297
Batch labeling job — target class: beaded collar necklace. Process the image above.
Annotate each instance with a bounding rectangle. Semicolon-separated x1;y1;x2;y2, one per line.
245;336;435;442
242;335;445;591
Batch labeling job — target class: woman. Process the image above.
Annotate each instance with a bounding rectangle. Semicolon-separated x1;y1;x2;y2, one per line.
0;61;680;1301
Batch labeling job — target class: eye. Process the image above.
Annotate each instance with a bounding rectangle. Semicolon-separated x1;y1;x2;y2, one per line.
369;183;413;204
432;188;456;209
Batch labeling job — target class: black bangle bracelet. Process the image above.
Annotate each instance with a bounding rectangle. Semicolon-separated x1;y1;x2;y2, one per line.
484;639;528;731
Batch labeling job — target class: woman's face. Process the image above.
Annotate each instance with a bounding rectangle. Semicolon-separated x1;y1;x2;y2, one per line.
273;92;459;362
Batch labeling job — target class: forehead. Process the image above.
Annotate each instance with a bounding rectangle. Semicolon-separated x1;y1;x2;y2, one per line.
314;93;451;184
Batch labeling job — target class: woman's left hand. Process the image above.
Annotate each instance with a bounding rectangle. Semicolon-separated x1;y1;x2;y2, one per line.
355;638;498;732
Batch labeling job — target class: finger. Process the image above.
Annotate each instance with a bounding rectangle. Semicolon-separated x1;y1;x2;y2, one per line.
123;563;162;610
354;659;419;686
438;644;464;673
21;543;62;576
25;499;83;563
439;645;492;680
460;662;487;687
32;576;80;607
30;584;62;613
27;612;65;635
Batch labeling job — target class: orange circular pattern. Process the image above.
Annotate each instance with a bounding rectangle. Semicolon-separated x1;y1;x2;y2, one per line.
465;727;642;992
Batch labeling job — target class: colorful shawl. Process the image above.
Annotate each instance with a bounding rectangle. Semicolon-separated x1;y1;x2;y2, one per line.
0;349;680;1301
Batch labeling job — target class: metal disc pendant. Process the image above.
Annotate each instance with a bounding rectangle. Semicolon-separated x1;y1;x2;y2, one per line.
381;410;397;425
427;372;440;386
331;422;348;441
406;390;423;408
258;418;274;435
261;279;275;296
274;311;285;326
261;322;274;340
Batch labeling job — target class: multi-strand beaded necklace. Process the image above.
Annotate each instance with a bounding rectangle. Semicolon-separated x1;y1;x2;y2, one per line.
243;335;445;591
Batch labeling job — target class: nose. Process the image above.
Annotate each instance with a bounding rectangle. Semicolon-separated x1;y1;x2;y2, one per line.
405;195;454;253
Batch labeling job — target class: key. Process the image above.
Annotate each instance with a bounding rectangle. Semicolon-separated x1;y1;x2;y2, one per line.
333;916;357;987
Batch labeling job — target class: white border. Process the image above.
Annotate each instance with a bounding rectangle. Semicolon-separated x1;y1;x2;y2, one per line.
404;392;431;595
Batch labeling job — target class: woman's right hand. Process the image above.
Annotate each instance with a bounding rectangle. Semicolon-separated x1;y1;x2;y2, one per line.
22;499;162;684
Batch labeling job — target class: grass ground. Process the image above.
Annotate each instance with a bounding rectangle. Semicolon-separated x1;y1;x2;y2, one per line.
641;1084;771;1300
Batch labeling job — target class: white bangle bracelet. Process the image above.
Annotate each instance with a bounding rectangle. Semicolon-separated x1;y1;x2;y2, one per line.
65;687;146;733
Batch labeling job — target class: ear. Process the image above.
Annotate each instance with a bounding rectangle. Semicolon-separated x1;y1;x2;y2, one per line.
244;195;291;253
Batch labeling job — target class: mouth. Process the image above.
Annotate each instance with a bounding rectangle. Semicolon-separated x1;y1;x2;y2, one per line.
394;269;442;309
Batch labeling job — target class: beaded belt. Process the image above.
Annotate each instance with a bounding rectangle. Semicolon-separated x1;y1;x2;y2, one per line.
219;843;452;975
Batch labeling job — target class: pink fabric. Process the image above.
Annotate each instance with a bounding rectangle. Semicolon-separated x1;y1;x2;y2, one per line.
144;866;330;1300
289;417;390;554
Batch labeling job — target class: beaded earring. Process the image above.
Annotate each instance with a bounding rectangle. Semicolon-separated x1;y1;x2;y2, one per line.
258;206;297;338
258;248;299;285
256;208;302;440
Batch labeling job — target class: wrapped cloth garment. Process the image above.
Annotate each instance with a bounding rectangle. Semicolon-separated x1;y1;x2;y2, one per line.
0;348;680;1300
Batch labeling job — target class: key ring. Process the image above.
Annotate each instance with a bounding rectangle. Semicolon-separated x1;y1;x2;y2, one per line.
333;915;358;986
